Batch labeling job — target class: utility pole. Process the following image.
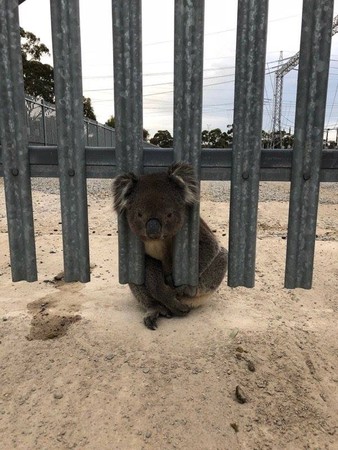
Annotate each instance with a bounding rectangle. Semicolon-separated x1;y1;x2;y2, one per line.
271;15;338;148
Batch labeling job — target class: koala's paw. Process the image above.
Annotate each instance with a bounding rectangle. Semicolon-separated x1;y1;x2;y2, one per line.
143;312;159;330
143;307;173;330
175;285;198;298
171;301;191;316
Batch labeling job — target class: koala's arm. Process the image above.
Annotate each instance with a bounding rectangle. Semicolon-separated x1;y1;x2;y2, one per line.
198;218;224;275
194;218;228;294
144;256;190;316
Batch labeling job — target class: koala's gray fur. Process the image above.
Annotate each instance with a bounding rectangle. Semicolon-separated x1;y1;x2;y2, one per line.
113;162;228;330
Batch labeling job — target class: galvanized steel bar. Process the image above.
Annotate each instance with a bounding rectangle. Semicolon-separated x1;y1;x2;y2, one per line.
112;0;144;285
228;0;269;287
285;0;334;289
173;0;204;287
50;0;90;282
0;0;37;281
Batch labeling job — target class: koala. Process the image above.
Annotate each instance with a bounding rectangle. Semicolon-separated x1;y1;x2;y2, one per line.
113;162;228;330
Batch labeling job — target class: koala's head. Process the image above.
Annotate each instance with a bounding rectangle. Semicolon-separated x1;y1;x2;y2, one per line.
113;162;199;241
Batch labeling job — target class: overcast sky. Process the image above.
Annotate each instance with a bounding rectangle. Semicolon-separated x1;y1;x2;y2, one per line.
19;0;338;139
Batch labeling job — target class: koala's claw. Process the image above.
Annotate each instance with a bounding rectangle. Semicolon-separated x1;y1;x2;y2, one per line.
143;314;158;330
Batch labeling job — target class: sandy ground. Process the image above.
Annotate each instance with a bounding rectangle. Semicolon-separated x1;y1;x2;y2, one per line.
0;179;337;450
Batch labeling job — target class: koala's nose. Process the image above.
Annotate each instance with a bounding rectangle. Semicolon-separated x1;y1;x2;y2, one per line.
146;218;162;238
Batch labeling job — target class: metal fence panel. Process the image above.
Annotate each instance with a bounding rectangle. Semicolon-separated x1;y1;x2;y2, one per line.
0;0;37;282
285;0;334;289
112;0;144;285
50;0;90;282
173;0;204;287
228;0;269;287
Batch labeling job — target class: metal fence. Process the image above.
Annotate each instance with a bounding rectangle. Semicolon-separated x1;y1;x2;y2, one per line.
0;0;337;290
24;95;115;147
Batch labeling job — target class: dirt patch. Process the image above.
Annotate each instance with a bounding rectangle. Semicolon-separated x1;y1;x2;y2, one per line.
26;298;81;341
0;180;337;449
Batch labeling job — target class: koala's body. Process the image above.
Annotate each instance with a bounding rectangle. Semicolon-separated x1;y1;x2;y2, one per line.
113;162;228;330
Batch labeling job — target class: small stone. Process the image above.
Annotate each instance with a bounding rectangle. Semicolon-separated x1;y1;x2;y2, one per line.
142;368;150;374
145;431;152;438
230;423;239;433
105;354;115;361
54;392;63;400
247;360;256;372
235;385;247;404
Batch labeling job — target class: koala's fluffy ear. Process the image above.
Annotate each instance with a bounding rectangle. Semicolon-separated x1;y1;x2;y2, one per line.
168;162;199;205
113;172;138;213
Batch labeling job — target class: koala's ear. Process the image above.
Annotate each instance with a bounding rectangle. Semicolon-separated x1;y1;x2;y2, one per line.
168;162;199;205
113;172;138;213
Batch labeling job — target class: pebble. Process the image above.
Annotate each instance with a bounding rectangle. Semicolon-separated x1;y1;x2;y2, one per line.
247;360;256;372
53;392;63;400
105;353;115;361
235;385;247;404
27;178;337;204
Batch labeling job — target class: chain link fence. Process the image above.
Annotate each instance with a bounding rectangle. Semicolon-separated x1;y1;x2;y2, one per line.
25;95;115;147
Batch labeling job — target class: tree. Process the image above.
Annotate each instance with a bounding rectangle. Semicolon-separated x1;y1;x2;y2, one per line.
201;129;210;147
105;115;150;141
143;129;150;141
83;97;96;121
150;130;173;148
20;27;96;119
201;128;229;148
20;27;54;103
105;115;115;128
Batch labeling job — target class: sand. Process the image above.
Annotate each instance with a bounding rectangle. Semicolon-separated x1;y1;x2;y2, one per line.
0;179;337;449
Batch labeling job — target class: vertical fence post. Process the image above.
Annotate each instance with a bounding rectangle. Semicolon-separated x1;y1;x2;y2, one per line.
285;0;334;289
50;0;90;282
41;99;47;145
228;0;269;287
112;0;144;284
0;0;37;281
173;0;205;287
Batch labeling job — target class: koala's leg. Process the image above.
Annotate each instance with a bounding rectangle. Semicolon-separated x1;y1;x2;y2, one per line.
144;256;191;317
129;283;172;330
198;246;228;294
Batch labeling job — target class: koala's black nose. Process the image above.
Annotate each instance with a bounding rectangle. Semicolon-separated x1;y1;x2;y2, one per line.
146;218;162;238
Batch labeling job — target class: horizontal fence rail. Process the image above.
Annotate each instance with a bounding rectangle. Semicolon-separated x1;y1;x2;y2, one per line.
1;147;337;181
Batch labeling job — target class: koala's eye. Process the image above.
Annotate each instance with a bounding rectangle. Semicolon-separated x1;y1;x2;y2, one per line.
138;212;143;218
167;212;173;218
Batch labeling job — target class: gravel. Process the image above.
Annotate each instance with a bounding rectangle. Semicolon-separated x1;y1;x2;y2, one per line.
1;177;337;204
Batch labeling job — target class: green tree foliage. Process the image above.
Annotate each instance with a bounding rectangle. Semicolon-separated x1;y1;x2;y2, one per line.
150;130;173;148
20;27;54;103
264;130;294;148
105;115;115;128
143;129;150;142
105;115;149;141
20;27;96;119
83;97;96;121
201;128;230;148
